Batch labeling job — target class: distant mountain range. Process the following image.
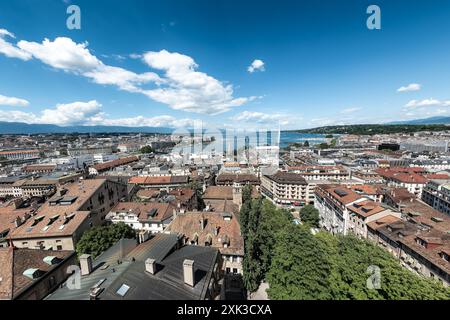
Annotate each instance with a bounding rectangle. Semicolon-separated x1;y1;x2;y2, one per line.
0;122;174;134
1;116;450;135
387;116;450;125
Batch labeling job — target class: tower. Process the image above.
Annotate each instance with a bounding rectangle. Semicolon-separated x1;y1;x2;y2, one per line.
232;182;243;210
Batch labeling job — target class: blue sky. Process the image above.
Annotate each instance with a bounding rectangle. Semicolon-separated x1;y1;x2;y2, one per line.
0;0;450;130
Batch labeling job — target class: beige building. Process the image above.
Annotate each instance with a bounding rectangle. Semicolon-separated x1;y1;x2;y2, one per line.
10;178;128;251
167;211;244;275
261;171;313;205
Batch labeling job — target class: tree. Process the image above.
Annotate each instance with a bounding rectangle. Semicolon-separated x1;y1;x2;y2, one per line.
242;198;264;292
325;134;334;139
318;142;330;149
267;224;332;300
140;145;153;154
76;222;135;259
239;185;253;239
303;140;310;147
299;205;320;228
189;180;205;210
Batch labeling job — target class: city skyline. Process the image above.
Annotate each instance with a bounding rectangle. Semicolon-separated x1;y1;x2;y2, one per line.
1;0;450;130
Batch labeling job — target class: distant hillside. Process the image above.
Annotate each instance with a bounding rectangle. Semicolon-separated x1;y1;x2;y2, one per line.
295;124;450;135
388;116;450;125
0;122;174;134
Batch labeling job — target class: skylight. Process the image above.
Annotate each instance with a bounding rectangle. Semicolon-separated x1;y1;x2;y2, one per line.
116;284;130;297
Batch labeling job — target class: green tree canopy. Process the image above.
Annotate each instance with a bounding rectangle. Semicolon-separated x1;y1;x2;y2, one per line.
299;205;320;228
140;145;153;154
76;222;135;259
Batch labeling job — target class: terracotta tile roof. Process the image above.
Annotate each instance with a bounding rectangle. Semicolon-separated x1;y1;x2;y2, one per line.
401;200;450;233
168;188;195;203
0;247;74;299
367;215;401;231
10;179;108;239
349;185;382;195
128;175;189;185
385;187;416;203
93;156;139;172
348;200;386;218
167;212;244;256
204;186;233;200
376;168;428;184
0;203;35;239
205;199;239;214
110;202;174;222
317;184;363;205
136;189;160;199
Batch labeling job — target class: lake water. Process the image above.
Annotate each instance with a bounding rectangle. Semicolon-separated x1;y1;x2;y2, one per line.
173;131;326;154
280;132;326;148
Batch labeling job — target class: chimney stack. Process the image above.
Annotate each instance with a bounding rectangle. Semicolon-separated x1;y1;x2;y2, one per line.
14;216;22;228
183;259;195;287
145;258;156;274
80;254;93;276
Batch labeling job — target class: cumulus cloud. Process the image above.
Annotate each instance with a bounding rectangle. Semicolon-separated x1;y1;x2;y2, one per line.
142;50;256;114
0;94;29;107
0;99;195;128
39;100;103;125
0;28;256;115
15;37;162;92
0;29;32;60
247;59;265;73
397;83;421;92
230;111;293;126
404;98;450;108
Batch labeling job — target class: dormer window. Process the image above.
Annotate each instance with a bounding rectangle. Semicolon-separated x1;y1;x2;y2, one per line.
415;237;426;247
31;216;45;227
439;252;449;262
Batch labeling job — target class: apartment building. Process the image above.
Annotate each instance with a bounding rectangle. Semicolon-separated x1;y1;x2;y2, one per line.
422;179;450;216
10;178;127;251
376;167;427;197
0;149;40;161
369;220;450;286
167;211;244;275
261;171;312;206
285;165;350;181
314;184;400;236
107;202;176;235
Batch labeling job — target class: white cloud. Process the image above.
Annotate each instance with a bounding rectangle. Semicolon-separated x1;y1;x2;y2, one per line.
39;100;103;125
0;94;29;107
95;115;196;128
0;99;196;128
397;83;421;92
16;37;162;92
142;50;256;114
17;37;101;72
0;28;32;60
0;29;255;115
230;111;294;126
404;98;450;108
340;107;362;114
247;59;265;73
